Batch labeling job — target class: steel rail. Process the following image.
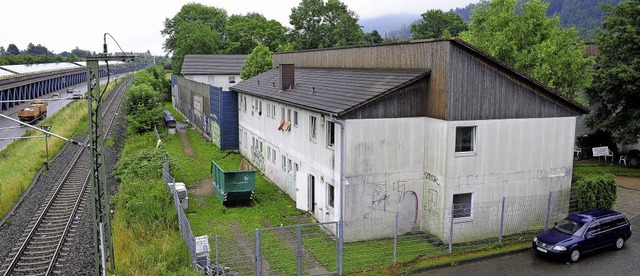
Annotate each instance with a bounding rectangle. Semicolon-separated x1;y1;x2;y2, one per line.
1;76;132;276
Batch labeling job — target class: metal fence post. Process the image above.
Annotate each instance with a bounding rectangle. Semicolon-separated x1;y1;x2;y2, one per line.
297;225;302;276
255;229;261;276
215;235;219;276
449;205;454;254
499;197;505;245
544;191;552;230
338;220;343;275
394;212;398;264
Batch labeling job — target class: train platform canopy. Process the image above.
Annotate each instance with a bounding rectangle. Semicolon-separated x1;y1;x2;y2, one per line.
0;69;13;77
0;62;82;74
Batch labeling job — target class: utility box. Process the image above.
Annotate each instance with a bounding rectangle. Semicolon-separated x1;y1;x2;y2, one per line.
174;182;187;199
180;196;189;210
195;235;210;268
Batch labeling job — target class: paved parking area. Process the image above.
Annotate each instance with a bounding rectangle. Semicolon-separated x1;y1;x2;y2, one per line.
614;176;640;219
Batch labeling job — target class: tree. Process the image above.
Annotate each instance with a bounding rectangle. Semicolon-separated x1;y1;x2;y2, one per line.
411;10;468;39
460;0;593;101
171;20;224;73
289;0;365;50
364;30;383;44
6;44;19;55
71;47;91;58
585;0;640;144
25;43;51;55
225;13;288;54
161;3;228;55
0;46;5;56
241;43;272;80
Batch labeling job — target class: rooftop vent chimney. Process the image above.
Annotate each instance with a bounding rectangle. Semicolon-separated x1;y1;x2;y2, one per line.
280;64;294;90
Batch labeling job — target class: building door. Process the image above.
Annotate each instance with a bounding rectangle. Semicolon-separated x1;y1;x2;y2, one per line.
309;174;316;213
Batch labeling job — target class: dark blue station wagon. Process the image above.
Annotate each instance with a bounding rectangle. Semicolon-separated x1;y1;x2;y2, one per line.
533;209;632;262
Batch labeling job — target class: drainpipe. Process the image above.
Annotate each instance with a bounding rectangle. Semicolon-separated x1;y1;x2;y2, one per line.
329;114;344;275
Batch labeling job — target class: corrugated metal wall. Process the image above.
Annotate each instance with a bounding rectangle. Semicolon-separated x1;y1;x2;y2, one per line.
220;91;239;150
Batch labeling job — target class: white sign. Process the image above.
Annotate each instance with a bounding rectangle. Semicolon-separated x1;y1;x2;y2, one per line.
592;146;609;157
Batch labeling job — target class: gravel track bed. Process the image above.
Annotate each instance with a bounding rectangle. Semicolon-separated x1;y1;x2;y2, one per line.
0;79;128;275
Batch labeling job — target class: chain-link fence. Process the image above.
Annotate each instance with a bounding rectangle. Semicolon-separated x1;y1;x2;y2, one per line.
340;189;577;273
154;128;581;275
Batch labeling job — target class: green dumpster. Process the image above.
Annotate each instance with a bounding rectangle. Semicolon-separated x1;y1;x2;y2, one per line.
211;159;256;204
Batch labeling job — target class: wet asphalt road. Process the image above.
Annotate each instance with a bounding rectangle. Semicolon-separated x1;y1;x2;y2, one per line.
413;214;640;276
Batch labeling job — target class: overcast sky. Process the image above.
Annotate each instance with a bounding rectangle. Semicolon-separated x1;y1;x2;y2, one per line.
0;0;477;56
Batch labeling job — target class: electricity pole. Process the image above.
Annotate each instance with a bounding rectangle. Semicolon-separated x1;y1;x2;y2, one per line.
86;52;133;276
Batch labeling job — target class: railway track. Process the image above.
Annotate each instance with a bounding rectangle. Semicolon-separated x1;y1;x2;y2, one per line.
0;76;133;275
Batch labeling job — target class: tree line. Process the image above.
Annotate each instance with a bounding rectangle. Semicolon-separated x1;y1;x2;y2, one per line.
164;0;639;146
0;43;94;65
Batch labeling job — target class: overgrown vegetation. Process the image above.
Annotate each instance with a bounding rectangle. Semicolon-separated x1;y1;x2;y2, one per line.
123;67;168;134
112;66;197;275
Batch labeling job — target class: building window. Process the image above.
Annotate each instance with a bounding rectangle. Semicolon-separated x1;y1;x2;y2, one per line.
229;76;236;83
455;126;476;153
267;146;271;160
293;162;299;175
272;149;276;163
282;155;286;171
310;116;317;141
281;107;286;122
258;101;263;116
271;104;276;119
327;183;335;208
326;121;335;148
287;109;292;122
453;193;472;219
243;96;247;112
287;158;292;172
293;111;298;127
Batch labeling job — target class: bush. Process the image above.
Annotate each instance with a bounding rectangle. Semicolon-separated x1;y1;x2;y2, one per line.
572;173;617;211
124;83;164;134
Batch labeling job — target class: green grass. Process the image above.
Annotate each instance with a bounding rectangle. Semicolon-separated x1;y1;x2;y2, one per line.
574;163;640;177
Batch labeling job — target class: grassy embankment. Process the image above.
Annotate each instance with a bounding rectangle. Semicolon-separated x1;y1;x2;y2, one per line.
0;82;117;219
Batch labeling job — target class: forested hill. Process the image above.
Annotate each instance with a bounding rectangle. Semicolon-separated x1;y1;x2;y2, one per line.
451;0;625;39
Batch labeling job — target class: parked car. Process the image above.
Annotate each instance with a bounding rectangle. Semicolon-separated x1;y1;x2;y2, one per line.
67;88;79;93
72;92;83;99
533;209;632;262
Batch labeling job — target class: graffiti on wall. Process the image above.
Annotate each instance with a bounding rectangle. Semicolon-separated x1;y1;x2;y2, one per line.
251;146;265;171
424;172;440;216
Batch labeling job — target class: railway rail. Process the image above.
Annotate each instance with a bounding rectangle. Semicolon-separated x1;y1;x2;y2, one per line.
0;76;133;275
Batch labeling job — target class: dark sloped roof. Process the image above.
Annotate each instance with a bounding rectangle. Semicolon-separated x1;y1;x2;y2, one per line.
180;54;248;75
230;67;430;115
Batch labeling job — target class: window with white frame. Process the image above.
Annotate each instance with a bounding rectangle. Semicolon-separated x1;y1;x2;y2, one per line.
287;158;292;173
293;162;299;175
282;155;286;171
293;111;298;127
287;109;292;122
453;193;472;219
327;183;335;208
267;146;271;160
243;96;247;112
310;116;317;141
271;104;276;119
326;121;335;148
258;101;263;115
455;126;476;153
272;149;276;163
229;76;236;83
281;107;285;121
